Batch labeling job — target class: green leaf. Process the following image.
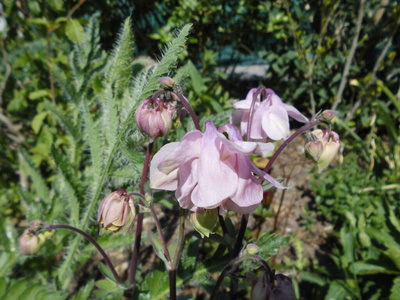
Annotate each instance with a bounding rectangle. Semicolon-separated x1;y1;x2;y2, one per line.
0;252;18;277
353;261;400;275
31;111;48;134
142;24;192;99
108;17;135;91
325;280;353;300
257;233;291;257
94;279;123;298
19;284;46;299
3;279;28;300
300;271;327;286
29;89;50;100
188;60;206;94
65;19;85;45
71;279;94;300
139;268;169;300
44;100;81;141
51;147;81;225
390;277;400;300
19;148;51;204
83;106;104;183
70;280;94;300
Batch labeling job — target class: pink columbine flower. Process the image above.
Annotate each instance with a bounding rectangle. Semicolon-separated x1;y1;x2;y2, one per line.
230;88;309;141
150;121;284;215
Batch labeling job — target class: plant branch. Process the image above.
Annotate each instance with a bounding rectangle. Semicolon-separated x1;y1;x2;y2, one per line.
262;119;323;176
346;13;400;122
331;0;367;110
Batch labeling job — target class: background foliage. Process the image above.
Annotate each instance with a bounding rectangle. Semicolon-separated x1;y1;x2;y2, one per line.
0;0;399;299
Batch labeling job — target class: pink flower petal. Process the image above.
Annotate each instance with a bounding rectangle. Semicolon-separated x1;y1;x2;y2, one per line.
150;142;180;190
191;122;237;208
283;103;309;123
261;95;290;140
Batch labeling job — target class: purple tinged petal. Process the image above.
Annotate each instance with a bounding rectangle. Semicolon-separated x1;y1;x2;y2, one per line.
283;103;309;123
251;161;287;189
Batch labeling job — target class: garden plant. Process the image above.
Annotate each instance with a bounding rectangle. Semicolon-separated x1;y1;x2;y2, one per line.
1;0;400;299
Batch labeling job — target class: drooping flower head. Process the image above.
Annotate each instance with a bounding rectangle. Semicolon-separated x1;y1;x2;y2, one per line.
135;97;175;140
19;228;45;256
97;189;136;234
231;88;308;141
307;129;341;171
150;121;284;215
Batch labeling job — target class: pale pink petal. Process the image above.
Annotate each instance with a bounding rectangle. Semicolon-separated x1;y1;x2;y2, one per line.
191;122;237;208
229;156;263;208
232;88;258;109
249;100;268;140
283;103;309;123
150;142;180;190
176;158;199;211
222;200;259;214
261;99;290;140
251;162;287;189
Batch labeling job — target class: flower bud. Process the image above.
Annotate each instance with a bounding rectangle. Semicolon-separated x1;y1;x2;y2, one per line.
97;189;136;234
270;274;296;300
158;77;175;89
309;129;340;171
305;139;324;162
135;97;175;140
246;244;260;255
28;220;48;230
190;209;218;238
251;272;296;300
319;110;338;122
19;229;45;256
251;271;268;300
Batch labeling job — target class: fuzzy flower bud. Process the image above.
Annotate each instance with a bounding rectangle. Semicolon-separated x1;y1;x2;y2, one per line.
97;189;136;234
158;77;175;89
19;229;45;256
189;209;218;238
309;129;341;171
135;97;175;140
